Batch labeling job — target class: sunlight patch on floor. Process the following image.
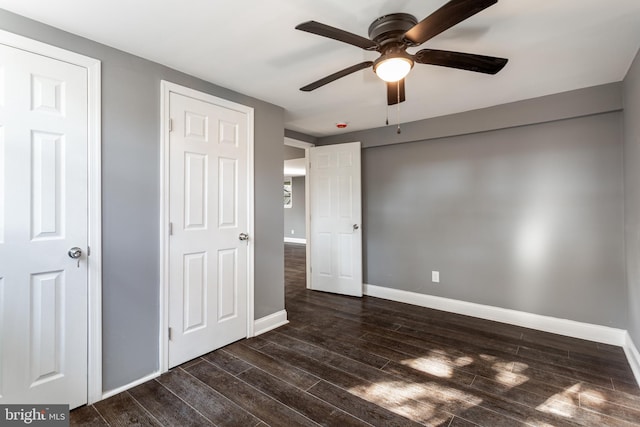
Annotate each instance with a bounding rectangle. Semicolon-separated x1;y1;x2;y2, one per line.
454;356;474;367
479;354;498;362
348;381;441;424
349;379;482;425
401;356;453;378
494;370;529;388
579;387;606;406
512;361;530;373
535;383;581;418
493;360;516;372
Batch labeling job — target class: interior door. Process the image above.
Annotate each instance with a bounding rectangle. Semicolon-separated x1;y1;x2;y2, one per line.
168;92;249;368
309;142;362;297
0;44;88;408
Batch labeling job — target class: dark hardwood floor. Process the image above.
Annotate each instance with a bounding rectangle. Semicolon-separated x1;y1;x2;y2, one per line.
72;243;640;426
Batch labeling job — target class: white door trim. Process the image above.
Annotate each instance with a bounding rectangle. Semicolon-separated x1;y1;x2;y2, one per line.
284;137;314;289
0;30;103;404
160;80;255;373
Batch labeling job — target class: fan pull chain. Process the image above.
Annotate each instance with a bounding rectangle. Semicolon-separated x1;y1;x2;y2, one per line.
396;82;401;134
385;105;389;126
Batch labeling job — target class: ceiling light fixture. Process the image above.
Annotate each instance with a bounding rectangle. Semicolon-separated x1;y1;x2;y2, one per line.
373;52;414;83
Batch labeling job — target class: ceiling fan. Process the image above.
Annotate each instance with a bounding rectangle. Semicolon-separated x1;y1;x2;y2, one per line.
296;0;508;105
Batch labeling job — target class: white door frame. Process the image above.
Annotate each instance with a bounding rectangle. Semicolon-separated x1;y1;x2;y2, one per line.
284;137;314;289
159;81;255;373
0;30;103;404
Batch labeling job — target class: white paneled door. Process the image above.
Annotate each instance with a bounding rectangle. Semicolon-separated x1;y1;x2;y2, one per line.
309;142;362;297
0;44;88;408
168;92;249;368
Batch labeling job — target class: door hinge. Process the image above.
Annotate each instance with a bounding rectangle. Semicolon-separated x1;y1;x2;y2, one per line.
168;327;173;340
87;246;91;257
168;118;173;132
169;222;173;236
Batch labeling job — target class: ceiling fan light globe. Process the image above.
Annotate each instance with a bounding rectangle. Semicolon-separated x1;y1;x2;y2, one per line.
375;57;413;82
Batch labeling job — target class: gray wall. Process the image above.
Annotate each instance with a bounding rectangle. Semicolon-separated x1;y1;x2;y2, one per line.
285;177;306;239
284;145;305;160
624;48;640;345
0;10;284;392
320;83;622;148
319;85;627;328
285;129;318;145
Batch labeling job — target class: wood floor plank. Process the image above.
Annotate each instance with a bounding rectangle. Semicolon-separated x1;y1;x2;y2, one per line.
579;390;640;425
202;348;253;375
276;324;391;369
580;385;640;412
93;392;162;427
448;416;482;426
70;405;109;426
614;378;640;395
264;331;477;418
127;380;213;426
383;361;581;427
255;341;365;389
263;331;399;384
223;341;321;390
253;337;455;425
156;368;261;427
306;380;426;427
185;359;320;427
373;322;625;392
469;374;638;427
237;367;371;427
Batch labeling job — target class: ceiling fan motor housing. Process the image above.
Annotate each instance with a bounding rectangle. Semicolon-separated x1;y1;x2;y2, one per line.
368;13;418;47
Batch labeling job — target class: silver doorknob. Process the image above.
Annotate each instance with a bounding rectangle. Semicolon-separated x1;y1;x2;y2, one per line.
353;224;359;230
239;233;249;241
68;247;82;259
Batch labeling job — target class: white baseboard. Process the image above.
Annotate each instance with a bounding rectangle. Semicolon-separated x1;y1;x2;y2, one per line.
284;237;306;244
101;371;160;400
364;284;627;346
254;309;289;336
625;333;640;386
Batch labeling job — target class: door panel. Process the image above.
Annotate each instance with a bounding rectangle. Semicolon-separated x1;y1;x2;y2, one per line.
183;252;206;332
309;142;362;297
0;43;88;408
218;248;238;321
168;92;248;368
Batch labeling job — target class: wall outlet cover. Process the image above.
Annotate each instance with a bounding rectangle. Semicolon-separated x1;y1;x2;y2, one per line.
432;271;440;283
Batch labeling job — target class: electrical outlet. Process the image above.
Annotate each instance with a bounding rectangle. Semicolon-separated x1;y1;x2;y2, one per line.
432;271;440;283
291;229;295;235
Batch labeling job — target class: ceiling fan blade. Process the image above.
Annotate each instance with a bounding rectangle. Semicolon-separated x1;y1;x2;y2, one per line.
300;61;374;92
387;79;406;105
414;49;507;74
296;21;378;51
403;0;497;45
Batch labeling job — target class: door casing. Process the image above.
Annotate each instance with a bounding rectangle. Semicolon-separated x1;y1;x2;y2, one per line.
159;80;255;373
0;29;102;404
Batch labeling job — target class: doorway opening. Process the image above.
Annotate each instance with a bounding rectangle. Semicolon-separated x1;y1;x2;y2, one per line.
284;137;313;290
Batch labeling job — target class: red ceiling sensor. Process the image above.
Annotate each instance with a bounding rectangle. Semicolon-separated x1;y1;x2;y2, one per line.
336;122;348;129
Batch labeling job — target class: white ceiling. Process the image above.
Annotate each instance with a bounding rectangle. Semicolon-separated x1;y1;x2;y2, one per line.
2;0;640;137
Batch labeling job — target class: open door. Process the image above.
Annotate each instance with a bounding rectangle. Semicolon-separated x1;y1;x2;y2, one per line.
308;142;362;296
